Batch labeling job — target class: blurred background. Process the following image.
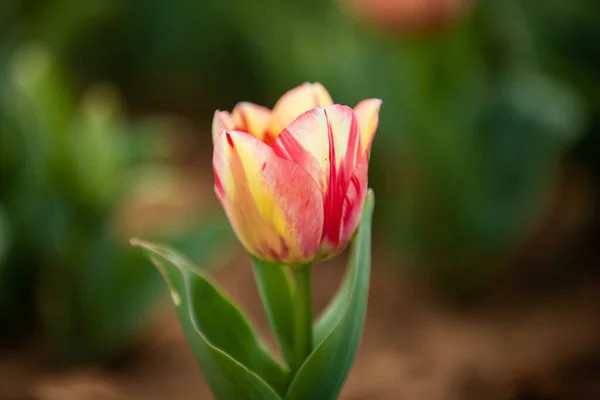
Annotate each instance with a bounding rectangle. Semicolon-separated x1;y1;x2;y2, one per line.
1;0;600;399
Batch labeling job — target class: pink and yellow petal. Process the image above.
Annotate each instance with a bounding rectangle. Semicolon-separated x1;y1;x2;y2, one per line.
354;98;382;157
318;155;369;255
272;108;330;191
323;105;362;178
273;104;366;249
273;105;361;189
267;82;334;142
318;106;358;246
213;130;324;262
318;105;364;249
212;110;236;143
339;155;369;249
231;102;272;142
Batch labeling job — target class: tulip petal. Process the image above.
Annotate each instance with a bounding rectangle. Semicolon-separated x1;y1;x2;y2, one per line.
273;105;363;248
232;102;272;142
213;130;324;262
323;105;361;177
354;98;382;157
321;105;362;248
267;82;334;142
212;110;235;143
339;155;369;249
272;108;330;191
273;105;361;189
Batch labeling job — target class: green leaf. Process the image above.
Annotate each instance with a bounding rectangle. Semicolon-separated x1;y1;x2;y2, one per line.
284;190;374;400
251;258;295;368
132;239;287;399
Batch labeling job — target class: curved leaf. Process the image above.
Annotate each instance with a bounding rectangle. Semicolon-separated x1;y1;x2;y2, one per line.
251;258;295;367
284;190;374;400
132;239;286;399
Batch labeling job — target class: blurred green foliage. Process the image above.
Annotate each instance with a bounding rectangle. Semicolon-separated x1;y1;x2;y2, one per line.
0;43;233;364
2;0;599;295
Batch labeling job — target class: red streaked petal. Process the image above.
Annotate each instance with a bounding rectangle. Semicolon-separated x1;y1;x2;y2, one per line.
354;98;382;157
212;110;236;143
266;82;334;142
339;155;369;249
213;130;324;262
273;105;361;189
272;108;330;191
323;104;361;179
274;104;365;249
320;105;362;248
231;102;272;142
319;155;369;255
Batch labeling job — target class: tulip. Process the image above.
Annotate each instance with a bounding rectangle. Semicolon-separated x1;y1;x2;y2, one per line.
344;0;471;33
212;83;381;263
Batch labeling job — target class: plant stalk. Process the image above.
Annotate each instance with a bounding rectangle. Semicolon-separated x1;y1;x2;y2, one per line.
290;264;312;374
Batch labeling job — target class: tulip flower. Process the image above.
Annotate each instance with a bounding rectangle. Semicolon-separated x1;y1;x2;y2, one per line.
344;0;471;33
135;83;379;400
212;83;381;264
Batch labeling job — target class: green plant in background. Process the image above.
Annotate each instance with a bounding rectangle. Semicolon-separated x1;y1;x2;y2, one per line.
222;0;587;286
0;206;9;279
5;0;599;295
81;0;590;289
0;43;234;364
518;0;600;181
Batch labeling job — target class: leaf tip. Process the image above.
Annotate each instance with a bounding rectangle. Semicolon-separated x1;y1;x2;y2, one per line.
366;188;375;205
130;237;147;247
171;289;182;306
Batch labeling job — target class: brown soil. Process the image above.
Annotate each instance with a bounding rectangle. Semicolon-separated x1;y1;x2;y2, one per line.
2;247;600;400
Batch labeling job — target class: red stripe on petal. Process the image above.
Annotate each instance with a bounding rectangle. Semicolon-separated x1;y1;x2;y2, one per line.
320;105;363;249
321;108;343;247
339;155;369;249
272;108;330;192
214;169;225;198
326;104;361;174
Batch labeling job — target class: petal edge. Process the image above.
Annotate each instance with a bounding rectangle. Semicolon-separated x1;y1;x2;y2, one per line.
267;82;334;142
212;110;236;143
232;102;272;142
354;98;382;157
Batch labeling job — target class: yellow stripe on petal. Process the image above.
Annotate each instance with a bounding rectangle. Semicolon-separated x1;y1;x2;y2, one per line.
354;98;382;157
232;102;272;142
213;130;324;262
267;82;333;142
212;110;235;143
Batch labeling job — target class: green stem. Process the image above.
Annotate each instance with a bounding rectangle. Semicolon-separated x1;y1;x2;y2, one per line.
290;264;312;374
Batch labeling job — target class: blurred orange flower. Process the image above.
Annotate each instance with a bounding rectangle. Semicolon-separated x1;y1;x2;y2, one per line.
345;0;471;33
